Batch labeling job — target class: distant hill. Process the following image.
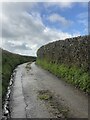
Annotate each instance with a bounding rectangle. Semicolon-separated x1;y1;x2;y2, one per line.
1;48;36;100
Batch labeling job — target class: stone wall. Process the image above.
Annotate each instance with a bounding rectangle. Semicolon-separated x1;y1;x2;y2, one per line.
37;35;89;70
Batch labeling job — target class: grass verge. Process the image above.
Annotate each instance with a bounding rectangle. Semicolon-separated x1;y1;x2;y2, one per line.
2;49;36;100
36;59;90;93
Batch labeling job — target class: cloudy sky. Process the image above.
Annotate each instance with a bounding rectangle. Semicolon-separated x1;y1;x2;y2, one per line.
0;2;88;56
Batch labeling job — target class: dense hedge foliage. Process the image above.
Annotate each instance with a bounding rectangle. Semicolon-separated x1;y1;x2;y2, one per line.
2;49;36;99
36;59;90;93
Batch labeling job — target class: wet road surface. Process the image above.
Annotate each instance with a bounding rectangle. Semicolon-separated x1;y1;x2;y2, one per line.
10;62;88;118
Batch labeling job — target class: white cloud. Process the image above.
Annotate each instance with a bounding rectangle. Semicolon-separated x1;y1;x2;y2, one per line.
44;2;73;9
48;13;73;26
1;2;80;56
58;2;73;8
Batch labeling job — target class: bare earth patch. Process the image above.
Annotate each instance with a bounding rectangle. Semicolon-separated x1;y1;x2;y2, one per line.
37;90;69;119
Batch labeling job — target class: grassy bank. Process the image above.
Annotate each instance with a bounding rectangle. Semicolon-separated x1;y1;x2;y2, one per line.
36;59;90;93
2;49;36;100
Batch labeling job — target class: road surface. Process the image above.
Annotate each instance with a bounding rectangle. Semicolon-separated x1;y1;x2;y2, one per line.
10;62;88;118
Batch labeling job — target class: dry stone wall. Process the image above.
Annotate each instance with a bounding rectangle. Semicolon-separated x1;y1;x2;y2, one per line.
37;35;89;70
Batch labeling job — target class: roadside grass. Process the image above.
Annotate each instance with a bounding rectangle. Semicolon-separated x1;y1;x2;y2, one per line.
2;49;36;100
36;59;90;93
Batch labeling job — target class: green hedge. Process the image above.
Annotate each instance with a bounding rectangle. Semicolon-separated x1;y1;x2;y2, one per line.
36;59;90;93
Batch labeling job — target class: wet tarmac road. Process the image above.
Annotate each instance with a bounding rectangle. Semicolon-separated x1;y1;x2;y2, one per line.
10;62;88;118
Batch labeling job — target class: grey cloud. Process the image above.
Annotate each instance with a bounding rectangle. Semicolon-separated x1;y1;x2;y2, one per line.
4;41;32;50
2;27;17;38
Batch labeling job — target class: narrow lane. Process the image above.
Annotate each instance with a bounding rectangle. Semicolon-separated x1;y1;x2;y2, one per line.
10;65;26;118
10;63;53;118
10;62;88;118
